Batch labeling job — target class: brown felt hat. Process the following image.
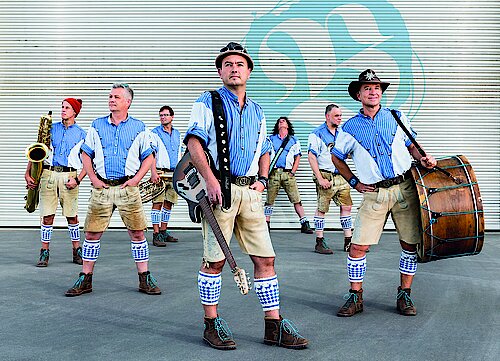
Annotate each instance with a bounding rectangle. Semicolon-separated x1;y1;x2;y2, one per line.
348;69;390;101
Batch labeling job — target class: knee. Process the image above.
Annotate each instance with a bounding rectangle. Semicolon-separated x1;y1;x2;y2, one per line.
128;230;145;241
350;243;369;257
203;260;225;274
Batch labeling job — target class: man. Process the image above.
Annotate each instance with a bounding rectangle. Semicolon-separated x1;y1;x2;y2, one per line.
184;42;308;350
331;69;437;317
264;116;312;234
307;104;353;255
25;98;86;267
149;105;182;247
65;83;161;297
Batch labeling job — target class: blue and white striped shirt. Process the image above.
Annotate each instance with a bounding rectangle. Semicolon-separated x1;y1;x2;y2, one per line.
308;122;340;173
332;108;415;184
81;115;153;180
268;134;301;169
46;122;86;169
151;126;182;170
184;86;271;177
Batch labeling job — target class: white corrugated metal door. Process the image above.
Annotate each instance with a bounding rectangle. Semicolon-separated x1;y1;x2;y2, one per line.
0;1;498;231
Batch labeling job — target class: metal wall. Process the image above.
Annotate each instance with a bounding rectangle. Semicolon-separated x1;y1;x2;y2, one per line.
0;0;498;230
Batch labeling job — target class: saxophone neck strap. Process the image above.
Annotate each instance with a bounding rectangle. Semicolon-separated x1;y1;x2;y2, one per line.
269;135;291;172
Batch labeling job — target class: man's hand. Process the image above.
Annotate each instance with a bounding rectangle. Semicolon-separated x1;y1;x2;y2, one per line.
25;173;38;190
65;177;78;190
250;181;265;193
150;171;161;184
354;182;376;193
121;177;140;188
206;176;222;205
318;177;331;190
420;155;437;169
91;178;108;189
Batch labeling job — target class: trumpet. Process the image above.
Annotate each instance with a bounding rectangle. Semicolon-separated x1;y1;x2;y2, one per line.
25;111;52;213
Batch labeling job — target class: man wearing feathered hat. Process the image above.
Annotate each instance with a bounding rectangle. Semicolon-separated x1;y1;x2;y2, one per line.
331;69;437;317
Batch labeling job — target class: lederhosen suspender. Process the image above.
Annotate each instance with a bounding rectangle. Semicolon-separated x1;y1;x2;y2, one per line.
269;135;291;173
210;90;231;210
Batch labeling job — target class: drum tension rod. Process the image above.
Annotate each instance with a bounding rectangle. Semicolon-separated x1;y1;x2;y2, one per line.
431;212;442;220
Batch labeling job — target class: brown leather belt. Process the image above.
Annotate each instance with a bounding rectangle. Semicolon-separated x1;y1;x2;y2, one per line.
230;175;256;186
43;165;77;172
96;173;132;186
156;167;175;172
374;170;412;188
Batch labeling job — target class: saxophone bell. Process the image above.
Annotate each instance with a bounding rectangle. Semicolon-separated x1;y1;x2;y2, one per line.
25;142;50;163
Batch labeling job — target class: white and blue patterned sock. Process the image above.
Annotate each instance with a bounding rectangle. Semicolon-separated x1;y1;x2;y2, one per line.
198;271;221;305
40;224;53;243
82;239;100;262
161;208;171;223
347;255;366;283
67;223;80;242
264;205;273;217
340;216;352;231
299;216;308;224
151;209;161;225
314;216;325;232
399;250;418;276
131;239;149;262
254;275;280;311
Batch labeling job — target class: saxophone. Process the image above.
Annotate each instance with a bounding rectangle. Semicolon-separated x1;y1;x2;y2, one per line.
25;111;52;213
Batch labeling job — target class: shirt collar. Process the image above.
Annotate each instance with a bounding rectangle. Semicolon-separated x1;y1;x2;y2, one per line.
219;86;249;107
107;114;130;124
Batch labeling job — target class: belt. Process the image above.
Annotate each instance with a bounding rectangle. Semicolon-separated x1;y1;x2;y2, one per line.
272;168;292;173
319;169;340;176
156;167;175;172
43;165;77;172
374;170;412;189
230;175;256;187
96;173;133;186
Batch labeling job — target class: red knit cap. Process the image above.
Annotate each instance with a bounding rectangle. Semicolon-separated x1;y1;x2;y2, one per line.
63;98;83;116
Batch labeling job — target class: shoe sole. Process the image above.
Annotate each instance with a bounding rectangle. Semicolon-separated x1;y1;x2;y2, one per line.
314;250;333;255
264;340;308;349
337;308;363;317
153;243;167;247
203;337;237;350
65;289;92;297
36;263;48;267
139;289;162;295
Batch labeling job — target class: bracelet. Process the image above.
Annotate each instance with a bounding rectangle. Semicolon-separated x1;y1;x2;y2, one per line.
75;177;81;185
290;171;296;176
348;176;359;188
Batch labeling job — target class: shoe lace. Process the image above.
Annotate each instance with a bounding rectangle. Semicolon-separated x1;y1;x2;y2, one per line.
72;274;85;288
397;289;414;307
214;317;233;342
146;273;159;288
76;248;82;257
320;239;330;249
40;249;49;261
279;319;304;345
342;292;358;308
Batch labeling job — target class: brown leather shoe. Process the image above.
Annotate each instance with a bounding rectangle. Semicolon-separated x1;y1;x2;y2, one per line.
65;272;93;297
138;271;161;295
264;316;308;349
337;289;364;317
300;221;313;234
397;287;417;316
343;236;352;252
160;230;178;243
152;233;166;247
36;248;50;267
314;237;333;254
203;316;237;350
72;247;83;265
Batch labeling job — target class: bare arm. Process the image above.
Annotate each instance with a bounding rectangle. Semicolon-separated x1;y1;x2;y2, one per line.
307;152;331;189
407;144;437;169
187;136;222;205
331;153;375;193
290;154;300;175
82;152;107;189
250;152;270;193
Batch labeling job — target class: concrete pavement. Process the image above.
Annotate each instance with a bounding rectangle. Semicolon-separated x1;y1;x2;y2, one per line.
0;228;498;361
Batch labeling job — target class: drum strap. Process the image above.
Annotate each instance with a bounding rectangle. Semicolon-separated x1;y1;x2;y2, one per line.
269;135;290;173
390;109;460;184
210;90;231;210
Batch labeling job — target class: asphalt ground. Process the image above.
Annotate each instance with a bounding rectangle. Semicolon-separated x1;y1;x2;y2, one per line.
1;228;498;361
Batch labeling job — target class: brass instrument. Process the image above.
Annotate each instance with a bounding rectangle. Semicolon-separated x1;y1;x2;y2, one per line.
139;171;172;203
25;111;52;213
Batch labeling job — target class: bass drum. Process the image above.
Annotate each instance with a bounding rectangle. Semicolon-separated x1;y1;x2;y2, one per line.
411;155;484;263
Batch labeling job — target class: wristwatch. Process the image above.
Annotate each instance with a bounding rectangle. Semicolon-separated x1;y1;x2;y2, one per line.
258;176;268;189
348;176;359;188
74;177;81;185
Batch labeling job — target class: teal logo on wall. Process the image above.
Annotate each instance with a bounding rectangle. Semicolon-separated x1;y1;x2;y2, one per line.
245;0;424;125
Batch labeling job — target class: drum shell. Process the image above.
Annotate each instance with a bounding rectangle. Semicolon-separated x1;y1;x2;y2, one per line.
411;155;484;262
